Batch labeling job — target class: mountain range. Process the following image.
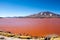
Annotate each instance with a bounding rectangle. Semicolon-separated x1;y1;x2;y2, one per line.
26;11;60;18
0;11;60;18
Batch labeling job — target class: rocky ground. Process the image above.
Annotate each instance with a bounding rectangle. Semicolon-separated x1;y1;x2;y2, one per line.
0;35;40;40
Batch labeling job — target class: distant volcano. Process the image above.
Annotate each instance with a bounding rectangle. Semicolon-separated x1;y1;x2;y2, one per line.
26;11;60;18
0;11;60;18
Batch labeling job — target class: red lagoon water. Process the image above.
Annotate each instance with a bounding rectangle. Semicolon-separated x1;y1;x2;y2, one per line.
0;18;60;36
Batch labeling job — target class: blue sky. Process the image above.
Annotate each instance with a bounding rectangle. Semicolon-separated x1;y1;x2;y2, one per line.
0;0;60;17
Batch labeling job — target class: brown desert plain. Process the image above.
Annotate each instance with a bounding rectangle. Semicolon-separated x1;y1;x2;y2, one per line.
0;18;60;37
